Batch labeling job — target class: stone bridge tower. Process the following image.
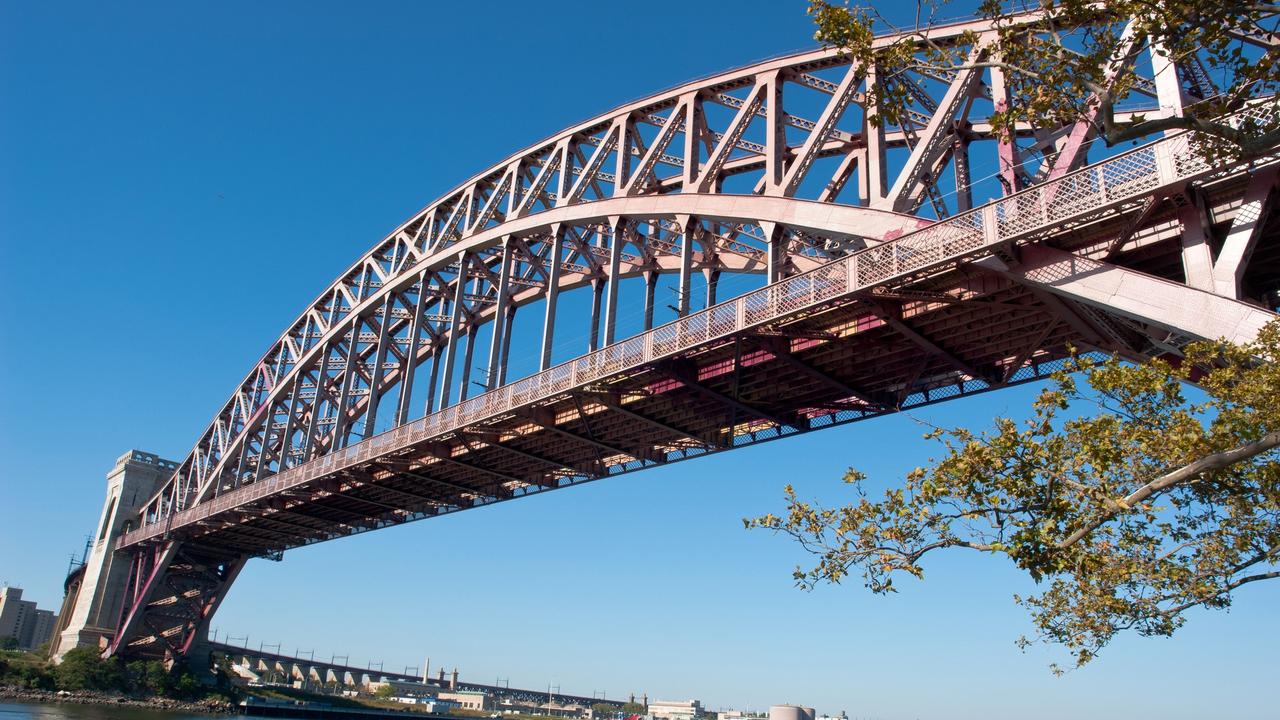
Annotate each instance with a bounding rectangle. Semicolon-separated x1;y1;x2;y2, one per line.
52;450;176;660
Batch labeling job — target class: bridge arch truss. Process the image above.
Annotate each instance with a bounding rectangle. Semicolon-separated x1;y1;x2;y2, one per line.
95;10;1279;660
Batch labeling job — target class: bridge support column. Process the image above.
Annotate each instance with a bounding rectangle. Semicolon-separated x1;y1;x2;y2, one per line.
52;450;175;661
1179;192;1216;293
603;217;624;346
989;63;1020;194
486;240;514;390
762;220;783;283
863;66;889;202
439;253;470;408
499;306;515;386
643;271;657;330
953;137;973;212
395;270;432;425
1213;166;1278;299
588;278;604;352
1151;40;1186;120
540;226;564;371
332;318;363;449
677;215;694;316
459;328;478;401
424;347;441;415
183;636;220;683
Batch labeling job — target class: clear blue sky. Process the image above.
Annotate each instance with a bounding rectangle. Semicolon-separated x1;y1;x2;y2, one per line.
1;2;1276;719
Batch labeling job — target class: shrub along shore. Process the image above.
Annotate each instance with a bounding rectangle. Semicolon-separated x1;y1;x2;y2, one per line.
0;686;234;713
0;647;235;713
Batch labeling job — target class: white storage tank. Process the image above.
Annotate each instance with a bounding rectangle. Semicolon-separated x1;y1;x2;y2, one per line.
803;708;815;720
770;705;806;720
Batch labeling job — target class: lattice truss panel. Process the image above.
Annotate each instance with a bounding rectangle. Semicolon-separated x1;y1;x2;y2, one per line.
105;8;1280;659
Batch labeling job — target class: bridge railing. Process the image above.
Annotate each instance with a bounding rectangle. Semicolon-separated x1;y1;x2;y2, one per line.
117;102;1277;550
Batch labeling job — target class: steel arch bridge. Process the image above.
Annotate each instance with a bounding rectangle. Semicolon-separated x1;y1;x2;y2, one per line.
54;9;1280;665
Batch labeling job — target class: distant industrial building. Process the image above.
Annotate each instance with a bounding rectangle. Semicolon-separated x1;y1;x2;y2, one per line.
554;703;591;717
364;679;494;712
390;696;460;712
648;700;704;720
0;587;57;651
437;690;492;711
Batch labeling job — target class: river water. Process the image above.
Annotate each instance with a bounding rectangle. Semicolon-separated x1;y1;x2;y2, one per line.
0;702;238;720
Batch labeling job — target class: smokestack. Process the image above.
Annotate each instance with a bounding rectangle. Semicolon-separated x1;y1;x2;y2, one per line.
423;657;430;684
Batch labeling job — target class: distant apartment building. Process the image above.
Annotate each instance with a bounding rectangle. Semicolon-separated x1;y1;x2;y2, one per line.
0;588;33;642
0;587;56;651
648;700;704;720
24;609;55;650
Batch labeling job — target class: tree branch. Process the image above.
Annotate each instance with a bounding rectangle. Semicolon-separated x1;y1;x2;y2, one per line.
1057;430;1280;548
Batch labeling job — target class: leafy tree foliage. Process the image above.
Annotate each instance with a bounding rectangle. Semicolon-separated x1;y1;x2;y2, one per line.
125;659;175;696
622;702;648;715
807;0;1279;160
54;647;125;691
168;666;204;700
0;647;207;697
749;322;1280;671
0;650;56;690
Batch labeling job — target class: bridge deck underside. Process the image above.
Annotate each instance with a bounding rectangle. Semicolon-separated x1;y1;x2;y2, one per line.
139;168;1279;565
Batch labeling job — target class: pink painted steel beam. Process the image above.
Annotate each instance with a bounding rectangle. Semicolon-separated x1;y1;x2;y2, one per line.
998;245;1276;345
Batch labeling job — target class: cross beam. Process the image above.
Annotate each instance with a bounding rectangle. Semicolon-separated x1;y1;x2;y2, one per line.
458;432;584;483
523;409;645;462
373;460;502;499
753;336;885;408
660;360;806;431
585;393;717;448
870;301;991;383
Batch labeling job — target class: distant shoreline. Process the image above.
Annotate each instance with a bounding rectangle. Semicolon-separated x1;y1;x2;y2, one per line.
0;686;235;714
